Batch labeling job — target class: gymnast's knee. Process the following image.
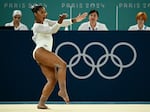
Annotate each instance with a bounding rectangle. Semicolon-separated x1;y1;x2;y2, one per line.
47;78;57;85
56;62;67;70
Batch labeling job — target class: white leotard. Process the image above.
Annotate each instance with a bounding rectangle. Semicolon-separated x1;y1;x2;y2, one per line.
32;19;72;59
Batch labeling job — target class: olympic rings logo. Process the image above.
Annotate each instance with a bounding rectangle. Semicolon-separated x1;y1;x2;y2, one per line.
55;42;137;80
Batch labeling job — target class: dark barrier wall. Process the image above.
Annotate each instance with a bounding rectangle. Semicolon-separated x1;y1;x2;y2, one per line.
0;31;150;102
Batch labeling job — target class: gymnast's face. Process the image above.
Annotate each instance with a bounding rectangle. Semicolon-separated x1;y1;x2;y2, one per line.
34;7;47;23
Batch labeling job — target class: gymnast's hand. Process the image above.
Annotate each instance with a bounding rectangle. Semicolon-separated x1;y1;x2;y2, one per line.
58;13;68;24
73;12;88;23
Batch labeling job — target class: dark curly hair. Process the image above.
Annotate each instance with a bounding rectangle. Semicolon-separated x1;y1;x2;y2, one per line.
31;4;44;13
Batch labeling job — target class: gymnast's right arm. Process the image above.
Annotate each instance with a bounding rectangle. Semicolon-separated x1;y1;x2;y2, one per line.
32;15;67;34
32;23;61;34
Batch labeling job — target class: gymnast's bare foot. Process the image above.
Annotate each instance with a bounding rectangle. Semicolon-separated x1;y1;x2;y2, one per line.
37;104;48;109
58;90;70;103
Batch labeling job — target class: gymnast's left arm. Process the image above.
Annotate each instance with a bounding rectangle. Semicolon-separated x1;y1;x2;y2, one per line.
59;12;88;27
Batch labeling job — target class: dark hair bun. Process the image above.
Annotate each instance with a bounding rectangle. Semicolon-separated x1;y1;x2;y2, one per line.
31;4;43;13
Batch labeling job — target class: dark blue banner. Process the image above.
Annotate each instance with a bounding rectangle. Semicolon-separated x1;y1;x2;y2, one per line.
0;31;150;101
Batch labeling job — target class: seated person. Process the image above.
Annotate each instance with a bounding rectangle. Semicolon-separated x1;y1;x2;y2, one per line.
78;9;108;31
5;10;28;30
128;12;150;31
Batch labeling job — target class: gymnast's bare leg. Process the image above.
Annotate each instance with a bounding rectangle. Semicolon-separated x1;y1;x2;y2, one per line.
35;47;69;109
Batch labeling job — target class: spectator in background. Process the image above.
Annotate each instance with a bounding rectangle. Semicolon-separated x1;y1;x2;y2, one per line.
78;9;108;31
128;12;150;31
5;10;28;30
